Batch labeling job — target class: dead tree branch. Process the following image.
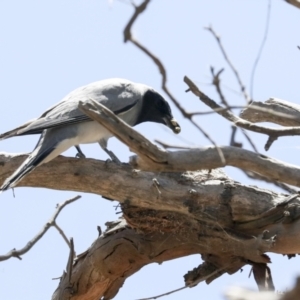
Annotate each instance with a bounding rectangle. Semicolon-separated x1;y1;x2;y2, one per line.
184;76;300;150
123;0;221;151
0;195;80;261
46;163;300;299
240;98;300;126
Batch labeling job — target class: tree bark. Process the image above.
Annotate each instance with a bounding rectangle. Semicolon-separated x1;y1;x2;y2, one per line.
1;95;300;299
1;153;300;299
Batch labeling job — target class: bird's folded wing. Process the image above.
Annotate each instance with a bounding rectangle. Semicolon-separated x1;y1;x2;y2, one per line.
16;115;90;135
16;98;139;136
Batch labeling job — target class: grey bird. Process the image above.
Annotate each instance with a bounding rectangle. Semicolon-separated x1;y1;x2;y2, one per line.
0;78;181;192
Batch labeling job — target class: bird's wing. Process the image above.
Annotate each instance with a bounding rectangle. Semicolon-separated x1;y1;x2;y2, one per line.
0;119;38;140
16;79;142;136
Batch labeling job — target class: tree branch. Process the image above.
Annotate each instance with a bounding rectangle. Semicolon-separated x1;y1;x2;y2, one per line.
123;0;222;152
205;26;251;103
240;98;300;126
0;195;80;261
184;76;300;150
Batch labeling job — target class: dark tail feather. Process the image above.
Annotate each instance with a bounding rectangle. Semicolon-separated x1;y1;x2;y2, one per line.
0;145;55;192
0;164;35;192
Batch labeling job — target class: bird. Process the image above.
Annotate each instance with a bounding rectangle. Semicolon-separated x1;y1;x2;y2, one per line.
0;78;181;192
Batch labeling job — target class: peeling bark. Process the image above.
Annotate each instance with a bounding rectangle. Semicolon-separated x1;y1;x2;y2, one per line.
1;154;300;299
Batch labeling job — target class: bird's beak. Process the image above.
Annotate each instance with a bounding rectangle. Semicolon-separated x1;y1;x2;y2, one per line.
164;117;181;134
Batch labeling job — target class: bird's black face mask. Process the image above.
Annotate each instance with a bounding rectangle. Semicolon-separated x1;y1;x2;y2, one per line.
137;90;181;134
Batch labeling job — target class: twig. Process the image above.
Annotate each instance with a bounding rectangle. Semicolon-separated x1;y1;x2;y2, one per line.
250;0;272;99
66;238;75;284
0;195;81;261
136;266;226;300
205;26;251;103
136;286;187;300
265;136;278;151
240;128;259;153
123;0;223;160
191;105;246;115
210;67;229;107
210;67;258;152
230;126;242;148
53;222;72;248
184;76;300;150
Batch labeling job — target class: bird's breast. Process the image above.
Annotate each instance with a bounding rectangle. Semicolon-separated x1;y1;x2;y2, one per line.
75;121;112;144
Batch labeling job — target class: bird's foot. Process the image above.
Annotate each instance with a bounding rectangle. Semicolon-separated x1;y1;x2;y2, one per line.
76;152;86;158
75;145;86;158
104;149;121;164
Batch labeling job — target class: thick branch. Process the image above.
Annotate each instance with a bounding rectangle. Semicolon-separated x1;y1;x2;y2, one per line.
2;152;299;298
76;99;300;188
2;144;300;192
2;153;300;254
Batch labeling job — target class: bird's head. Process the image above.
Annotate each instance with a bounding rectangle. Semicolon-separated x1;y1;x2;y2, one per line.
136;89;181;134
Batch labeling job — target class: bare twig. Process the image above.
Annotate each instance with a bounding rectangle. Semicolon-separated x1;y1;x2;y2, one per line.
191;105;246;115
205;26;251;103
184;76;300;150
123;0;223;159
240;128;259;153
136;266;226;300
210;67;258;152
53;222;72;248
136;286;187;300
66;238;75;284
210;67;228;106
250;0;272;99
0;195;81;261
230;126;242;148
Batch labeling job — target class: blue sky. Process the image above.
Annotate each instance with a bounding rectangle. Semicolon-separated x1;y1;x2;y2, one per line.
1;0;300;299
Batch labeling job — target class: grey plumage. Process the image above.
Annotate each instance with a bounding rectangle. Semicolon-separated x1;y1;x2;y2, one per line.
0;78;180;192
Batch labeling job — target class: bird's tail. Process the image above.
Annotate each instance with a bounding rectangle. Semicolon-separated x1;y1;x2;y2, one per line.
0;120;36;141
0;146;54;192
0;162;35;192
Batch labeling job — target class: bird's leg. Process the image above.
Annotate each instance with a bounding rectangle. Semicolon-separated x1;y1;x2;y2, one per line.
75;145;86;158
98;139;121;164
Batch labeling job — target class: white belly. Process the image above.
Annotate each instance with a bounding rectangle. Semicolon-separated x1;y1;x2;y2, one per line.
75;121;112;144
